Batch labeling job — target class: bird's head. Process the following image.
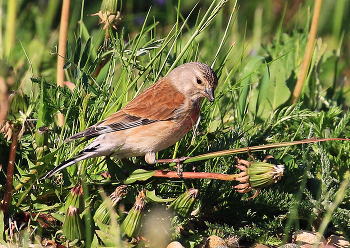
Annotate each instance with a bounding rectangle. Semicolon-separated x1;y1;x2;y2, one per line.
168;62;218;102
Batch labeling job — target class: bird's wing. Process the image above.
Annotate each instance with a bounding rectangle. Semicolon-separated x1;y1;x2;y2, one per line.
122;78;185;120
65;79;186;142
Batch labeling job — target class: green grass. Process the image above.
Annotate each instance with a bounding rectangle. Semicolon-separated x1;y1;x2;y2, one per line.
1;0;350;247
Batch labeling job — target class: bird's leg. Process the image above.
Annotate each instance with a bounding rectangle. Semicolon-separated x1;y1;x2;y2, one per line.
145;152;189;177
155;157;190;164
177;163;182;178
156;157;190;178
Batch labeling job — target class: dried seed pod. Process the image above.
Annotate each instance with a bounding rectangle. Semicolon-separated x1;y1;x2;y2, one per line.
64;183;84;214
62;206;85;241
234;156;284;199
168;188;199;217
91;0;122;30
121;189;146;238
248;162;284;188
94;185;127;224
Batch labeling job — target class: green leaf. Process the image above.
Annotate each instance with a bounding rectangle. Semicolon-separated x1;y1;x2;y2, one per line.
37;146;62;163
74;66;81;80
30;77;41;83
33;202;61;212
82;72;89;91
81;37;91;68
106;158;127;181
238;55;266;122
58;92;64;109
255;61;270;119
65;39;72;60
95;207;123;245
129;39;164;56
146;190;175;203
63;61;71;69
88;83;99;95
123;169;155;184
51;212;65;223
256;60;291;119
35;78;50;148
95;230;121;247
74;37;82;65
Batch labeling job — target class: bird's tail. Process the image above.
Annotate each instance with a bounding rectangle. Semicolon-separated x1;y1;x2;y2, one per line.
40;153;86;180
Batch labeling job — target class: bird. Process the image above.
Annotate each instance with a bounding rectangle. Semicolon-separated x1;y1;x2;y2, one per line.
40;62;218;179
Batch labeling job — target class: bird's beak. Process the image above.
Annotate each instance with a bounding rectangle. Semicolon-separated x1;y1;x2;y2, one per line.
204;87;215;102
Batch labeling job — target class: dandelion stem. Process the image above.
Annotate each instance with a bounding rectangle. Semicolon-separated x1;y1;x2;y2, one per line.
153;170;238;180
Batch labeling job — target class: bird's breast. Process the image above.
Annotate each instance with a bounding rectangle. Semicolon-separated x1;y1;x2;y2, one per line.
189;102;201;124
180;99;201;129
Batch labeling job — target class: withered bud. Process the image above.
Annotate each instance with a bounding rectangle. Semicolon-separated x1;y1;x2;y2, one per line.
133;189;146;211
234;156;284;199
67;205;79;216
110;185;127;205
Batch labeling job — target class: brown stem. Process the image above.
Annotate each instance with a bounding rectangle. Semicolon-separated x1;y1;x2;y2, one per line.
2;129;19;216
153;170;238;181
290;0;323;104
184;138;350;163
56;0;70;126
92;55;110;80
92;30;111;81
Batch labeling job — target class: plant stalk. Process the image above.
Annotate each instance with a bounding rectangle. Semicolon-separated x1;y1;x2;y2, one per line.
153;170;238;180
57;0;71;126
1;129;19;216
290;0;323;104
184;138;349;163
92;30;111;80
4;0;18;59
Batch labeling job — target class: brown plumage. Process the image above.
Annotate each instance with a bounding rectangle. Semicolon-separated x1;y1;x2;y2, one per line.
41;62;218;179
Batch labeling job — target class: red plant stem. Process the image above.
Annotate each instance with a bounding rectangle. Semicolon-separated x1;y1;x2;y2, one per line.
153;170;238;180
2;129;19;216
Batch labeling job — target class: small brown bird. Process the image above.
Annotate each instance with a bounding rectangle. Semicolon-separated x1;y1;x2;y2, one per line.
41;62;218;179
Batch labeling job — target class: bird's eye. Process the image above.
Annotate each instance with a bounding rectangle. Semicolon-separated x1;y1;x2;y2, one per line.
196;78;202;84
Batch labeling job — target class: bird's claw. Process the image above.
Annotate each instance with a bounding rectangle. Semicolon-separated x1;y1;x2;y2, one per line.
177;163;183;178
175;157;190;178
